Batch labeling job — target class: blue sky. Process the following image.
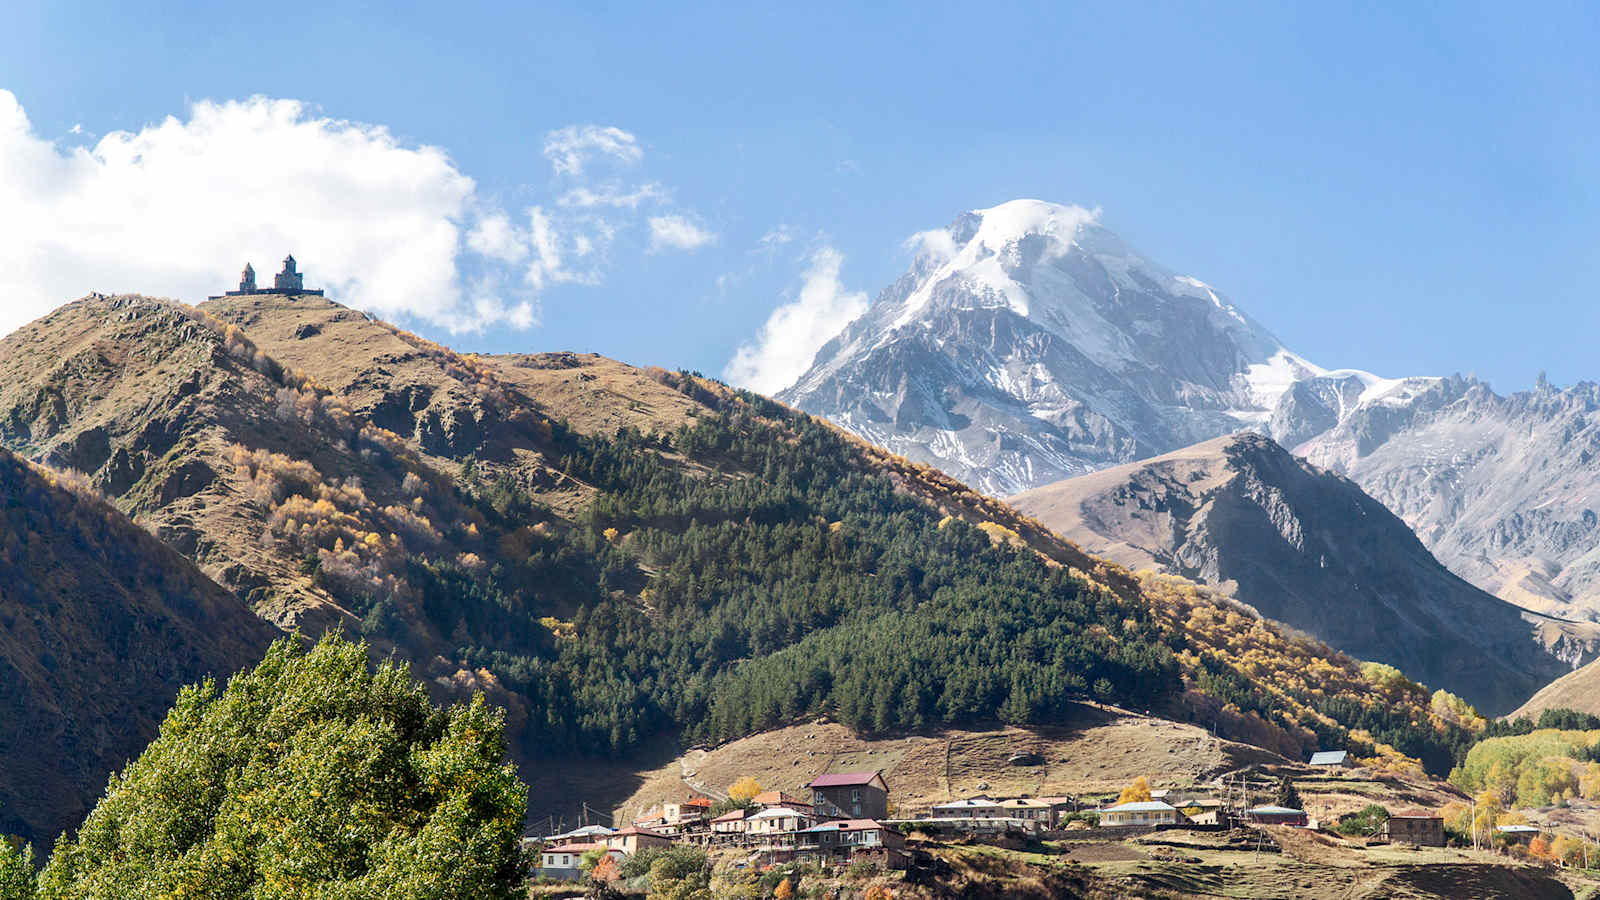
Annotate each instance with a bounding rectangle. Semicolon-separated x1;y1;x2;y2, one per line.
3;1;1599;392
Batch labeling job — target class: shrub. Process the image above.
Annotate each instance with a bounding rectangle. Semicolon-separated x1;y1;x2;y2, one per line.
1335;805;1389;838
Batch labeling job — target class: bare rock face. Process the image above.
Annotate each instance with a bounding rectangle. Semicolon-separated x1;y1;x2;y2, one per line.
1011;433;1600;714
1292;376;1600;622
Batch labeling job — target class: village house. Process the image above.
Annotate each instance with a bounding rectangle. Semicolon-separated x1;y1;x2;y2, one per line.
1243;804;1308;826
751;790;813;814
997;798;1052;825
538;842;623;881
537;824;615;844
809;771;890;820
747;805;813;838
1308;749;1350;768
663;796;714;824
796;819;909;870
710;808;749;837
1383;810;1445;847
929;797;1003;819
1172;797;1224;826
602;825;673;855
636;796;714;836
1035;796;1079;828
1099;800;1180;826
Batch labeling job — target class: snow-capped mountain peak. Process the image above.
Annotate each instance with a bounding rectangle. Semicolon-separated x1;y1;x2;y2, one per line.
779;200;1344;495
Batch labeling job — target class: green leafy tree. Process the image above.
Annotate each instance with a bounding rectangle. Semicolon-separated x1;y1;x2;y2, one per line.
1335;804;1389;837
645;847;710;900
0;837;36;900
36;634;527;900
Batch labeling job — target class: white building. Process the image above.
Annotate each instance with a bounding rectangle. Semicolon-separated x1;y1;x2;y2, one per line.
1098;800;1179;826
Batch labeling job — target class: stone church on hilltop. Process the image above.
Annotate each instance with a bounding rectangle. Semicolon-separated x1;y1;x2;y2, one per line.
210;255;324;299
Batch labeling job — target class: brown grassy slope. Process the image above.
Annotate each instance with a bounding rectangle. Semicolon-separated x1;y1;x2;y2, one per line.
0;449;277;844
0;295;372;631
614;708;1282;823
201;296;716;515
1509;657;1600;720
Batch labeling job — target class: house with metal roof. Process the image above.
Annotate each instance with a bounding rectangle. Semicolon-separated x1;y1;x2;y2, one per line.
1098;800;1180;826
1243;804;1308;826
807;771;889;820
929;797;1003;818
1308;750;1350;767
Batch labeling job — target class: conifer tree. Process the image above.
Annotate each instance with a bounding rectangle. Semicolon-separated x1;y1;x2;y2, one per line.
1274;776;1302;810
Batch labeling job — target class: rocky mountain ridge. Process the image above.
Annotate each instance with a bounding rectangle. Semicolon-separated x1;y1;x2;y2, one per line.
1290;374;1600;623
1010;432;1600;714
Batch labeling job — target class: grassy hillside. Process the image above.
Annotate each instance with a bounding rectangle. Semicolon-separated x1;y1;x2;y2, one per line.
0;293;1488;817
0;447;276;843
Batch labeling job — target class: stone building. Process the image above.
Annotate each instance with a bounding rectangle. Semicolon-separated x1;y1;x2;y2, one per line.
1384;810;1445;846
211;255;324;299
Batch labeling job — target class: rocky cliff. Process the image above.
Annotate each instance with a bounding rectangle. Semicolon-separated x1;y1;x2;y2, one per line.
1010;433;1599;714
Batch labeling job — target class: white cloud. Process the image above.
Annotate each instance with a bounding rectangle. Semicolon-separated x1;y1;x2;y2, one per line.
757;225;796;254
724;246;868;394
0;91;711;338
648;214;716;252
542;124;642;176
904;227;959;264
0;91;543;335
558;182;665;209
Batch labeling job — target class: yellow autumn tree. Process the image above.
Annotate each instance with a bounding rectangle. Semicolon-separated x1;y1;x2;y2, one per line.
1552;834;1585;867
773;877;793;899
729;776;762;804
1117;776;1152;804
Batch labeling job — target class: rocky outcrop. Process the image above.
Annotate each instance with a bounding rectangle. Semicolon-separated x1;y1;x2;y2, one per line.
1011;433;1600;714
1292;377;1600;622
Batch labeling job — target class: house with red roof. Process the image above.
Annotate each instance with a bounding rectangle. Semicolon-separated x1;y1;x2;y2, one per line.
807;771;890;820
751;790;814;815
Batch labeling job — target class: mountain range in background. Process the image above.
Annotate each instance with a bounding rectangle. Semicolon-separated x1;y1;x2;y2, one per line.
781;199;1600;636
1010;432;1598;715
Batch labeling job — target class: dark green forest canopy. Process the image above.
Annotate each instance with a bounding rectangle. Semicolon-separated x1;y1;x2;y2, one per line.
378;388;1182;757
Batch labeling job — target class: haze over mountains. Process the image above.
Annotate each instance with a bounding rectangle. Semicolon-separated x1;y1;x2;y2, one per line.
781;199;1600;631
